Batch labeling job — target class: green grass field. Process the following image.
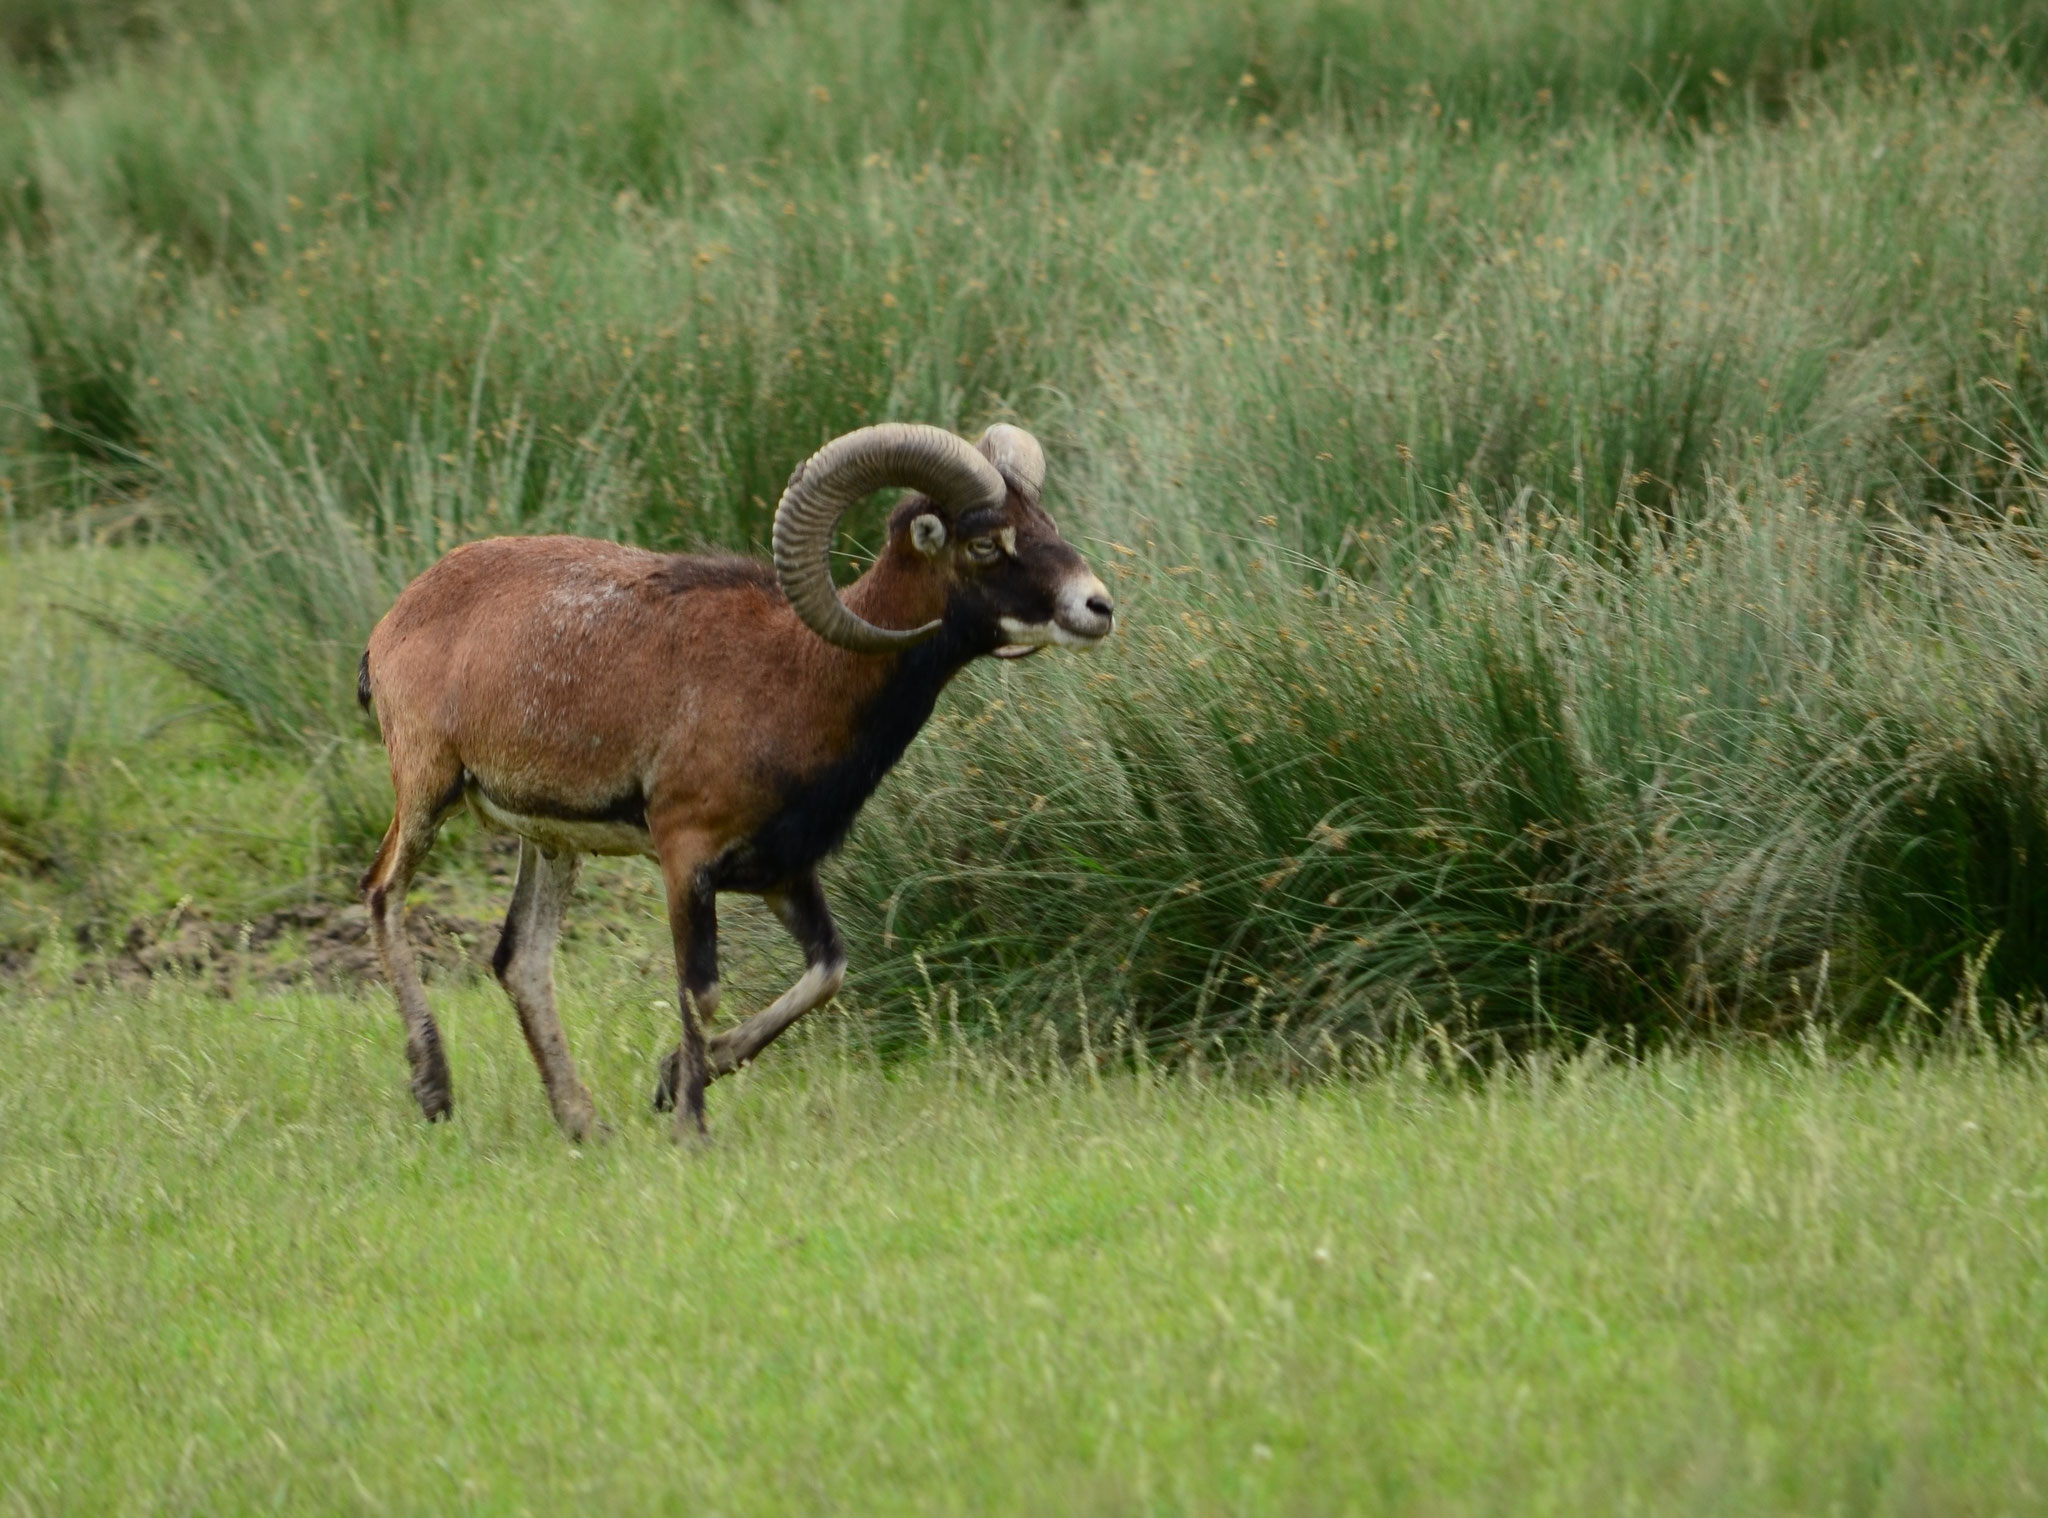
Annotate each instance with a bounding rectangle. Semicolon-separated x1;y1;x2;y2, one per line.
7;977;2048;1514
9;0;2048;1508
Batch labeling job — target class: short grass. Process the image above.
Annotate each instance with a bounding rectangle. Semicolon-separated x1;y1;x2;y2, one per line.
5;971;2048;1514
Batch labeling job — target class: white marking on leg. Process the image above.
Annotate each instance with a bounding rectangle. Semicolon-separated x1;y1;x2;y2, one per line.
707;961;847;1077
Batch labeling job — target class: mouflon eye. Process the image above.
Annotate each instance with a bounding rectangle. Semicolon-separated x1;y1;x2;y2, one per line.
963;536;1003;566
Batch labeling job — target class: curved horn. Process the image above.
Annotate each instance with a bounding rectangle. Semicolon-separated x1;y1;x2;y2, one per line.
977;423;1046;502
773;423;1006;654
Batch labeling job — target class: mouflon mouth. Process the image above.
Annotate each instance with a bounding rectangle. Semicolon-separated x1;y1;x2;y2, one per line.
997;597;1115;655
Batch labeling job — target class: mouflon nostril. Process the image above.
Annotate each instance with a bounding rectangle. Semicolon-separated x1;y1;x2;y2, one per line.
1086;595;1115;621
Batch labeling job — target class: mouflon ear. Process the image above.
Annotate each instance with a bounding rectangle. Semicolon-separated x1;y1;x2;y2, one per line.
910;512;949;556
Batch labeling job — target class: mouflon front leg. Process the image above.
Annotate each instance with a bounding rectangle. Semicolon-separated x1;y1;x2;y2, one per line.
653;872;719;1114
707;870;848;1078
653;826;719;1140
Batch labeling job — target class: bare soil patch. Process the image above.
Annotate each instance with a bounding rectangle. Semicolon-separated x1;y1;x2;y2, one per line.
82;902;493;993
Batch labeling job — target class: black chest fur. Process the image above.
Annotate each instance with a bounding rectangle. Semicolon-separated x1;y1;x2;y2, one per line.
707;620;980;892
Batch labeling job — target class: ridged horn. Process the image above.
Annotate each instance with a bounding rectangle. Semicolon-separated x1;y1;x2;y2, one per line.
977;423;1046;502
773;423;1006;654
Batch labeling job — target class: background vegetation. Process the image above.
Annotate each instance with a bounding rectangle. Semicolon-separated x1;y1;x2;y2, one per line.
5;0;2048;1052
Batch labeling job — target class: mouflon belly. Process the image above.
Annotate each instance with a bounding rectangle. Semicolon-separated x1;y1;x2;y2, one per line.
464;778;657;858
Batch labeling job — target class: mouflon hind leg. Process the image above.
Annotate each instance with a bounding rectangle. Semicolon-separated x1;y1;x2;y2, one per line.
493;841;599;1140
706;871;848;1079
362;775;463;1122
653;874;720;1113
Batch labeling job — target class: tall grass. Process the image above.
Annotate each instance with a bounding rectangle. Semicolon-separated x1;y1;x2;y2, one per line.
15;63;2048;557
5;0;2046;485
0;542;334;947
5;0;2048;1043
851;484;2048;1048
0;549;108;890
